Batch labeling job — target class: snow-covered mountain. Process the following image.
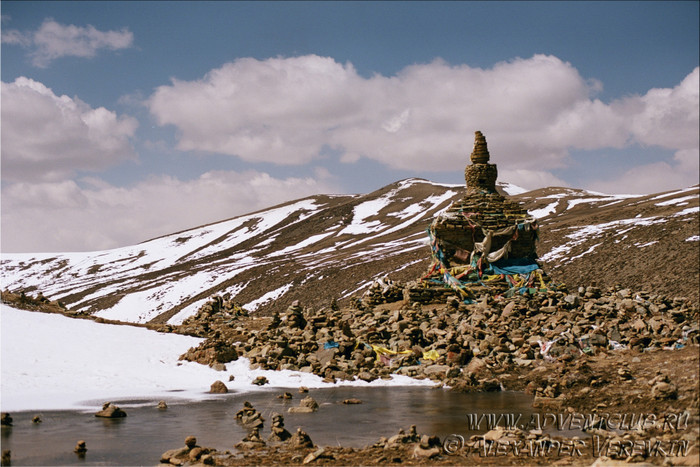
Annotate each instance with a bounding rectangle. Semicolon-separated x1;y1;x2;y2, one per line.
1;179;698;324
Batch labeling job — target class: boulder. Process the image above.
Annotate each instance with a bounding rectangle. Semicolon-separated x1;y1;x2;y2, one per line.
95;402;127;418
412;434;442;459
300;396;319;410
74;440;87;454
209;380;228;394
252;376;268;386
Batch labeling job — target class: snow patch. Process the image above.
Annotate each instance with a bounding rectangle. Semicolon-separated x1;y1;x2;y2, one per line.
649;186;699;201
634;241;658;248
0;305;433;412
654;195;697;206
244;283;293;311
673;206;699;217
499;182;529;196
540;215;667;263
529;201;558;219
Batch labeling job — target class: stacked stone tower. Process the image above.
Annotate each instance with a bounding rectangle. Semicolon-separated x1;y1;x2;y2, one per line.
465;130;498;192
407;131;545;304
431;131;538;266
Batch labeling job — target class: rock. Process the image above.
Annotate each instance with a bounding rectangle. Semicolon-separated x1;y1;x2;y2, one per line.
564;294;580;307
160;447;188;465
188;447;203;462
95;402;127;418
303;448;328;464
74;440;87;455
209;380;228;393
342;398;362;404
387;426;420;446
1;413;12;426
357;371;377;382
651;381;678;399
465;357;486;375
298;386;309;393
287;395;319;413
501;301;516;317
184;436;197;449
32;415;42;424
157;400;168;410
300;396;319;410
210;363;226;371
1;450;9;467
423;364;451;377
412;434;442;459
252;376;268;386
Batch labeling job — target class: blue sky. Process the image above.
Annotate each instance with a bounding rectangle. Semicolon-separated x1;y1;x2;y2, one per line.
1;1;698;253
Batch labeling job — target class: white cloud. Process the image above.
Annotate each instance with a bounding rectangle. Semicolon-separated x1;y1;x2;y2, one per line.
0;170;338;253
1;19;133;67
147;55;699;192
1;77;138;182
587;148;700;195
627;67;699;151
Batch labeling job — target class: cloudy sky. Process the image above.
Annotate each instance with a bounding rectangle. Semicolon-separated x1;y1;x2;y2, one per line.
1;1;698;253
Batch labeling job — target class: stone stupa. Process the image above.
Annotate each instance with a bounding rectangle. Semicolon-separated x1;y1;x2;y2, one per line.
431;130;539;266
408;131;546;304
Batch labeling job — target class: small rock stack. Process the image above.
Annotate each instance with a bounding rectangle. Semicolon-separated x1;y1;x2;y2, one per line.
362;276;404;306
236;401;265;429
268;413;292;442
285;300;307;329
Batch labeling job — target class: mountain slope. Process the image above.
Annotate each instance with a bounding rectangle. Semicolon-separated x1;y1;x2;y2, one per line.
525;185;699;301
1;180;698;324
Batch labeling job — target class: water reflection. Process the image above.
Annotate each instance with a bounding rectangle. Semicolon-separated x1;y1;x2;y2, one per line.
3;386;537;466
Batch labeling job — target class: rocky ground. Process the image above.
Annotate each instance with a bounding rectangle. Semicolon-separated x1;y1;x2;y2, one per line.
5;279;698;466
160;284;699;466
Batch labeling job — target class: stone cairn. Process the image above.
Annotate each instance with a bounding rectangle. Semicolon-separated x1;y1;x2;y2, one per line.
235;401;264;429
268;413;292;442
160;435;215;465
407;130;550;304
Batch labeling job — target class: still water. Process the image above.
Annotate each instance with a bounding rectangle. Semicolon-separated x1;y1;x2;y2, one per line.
2;386;536;466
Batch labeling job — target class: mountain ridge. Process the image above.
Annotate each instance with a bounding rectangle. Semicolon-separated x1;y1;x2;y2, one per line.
1;179;697;324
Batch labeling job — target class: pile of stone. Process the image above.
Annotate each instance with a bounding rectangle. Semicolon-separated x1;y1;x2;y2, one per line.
160;436;215;465
180;286;698;390
362;276;404;306
235;401;264;429
268;413;292;442
179;335;239;370
178;295;248;336
235;427;266;450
